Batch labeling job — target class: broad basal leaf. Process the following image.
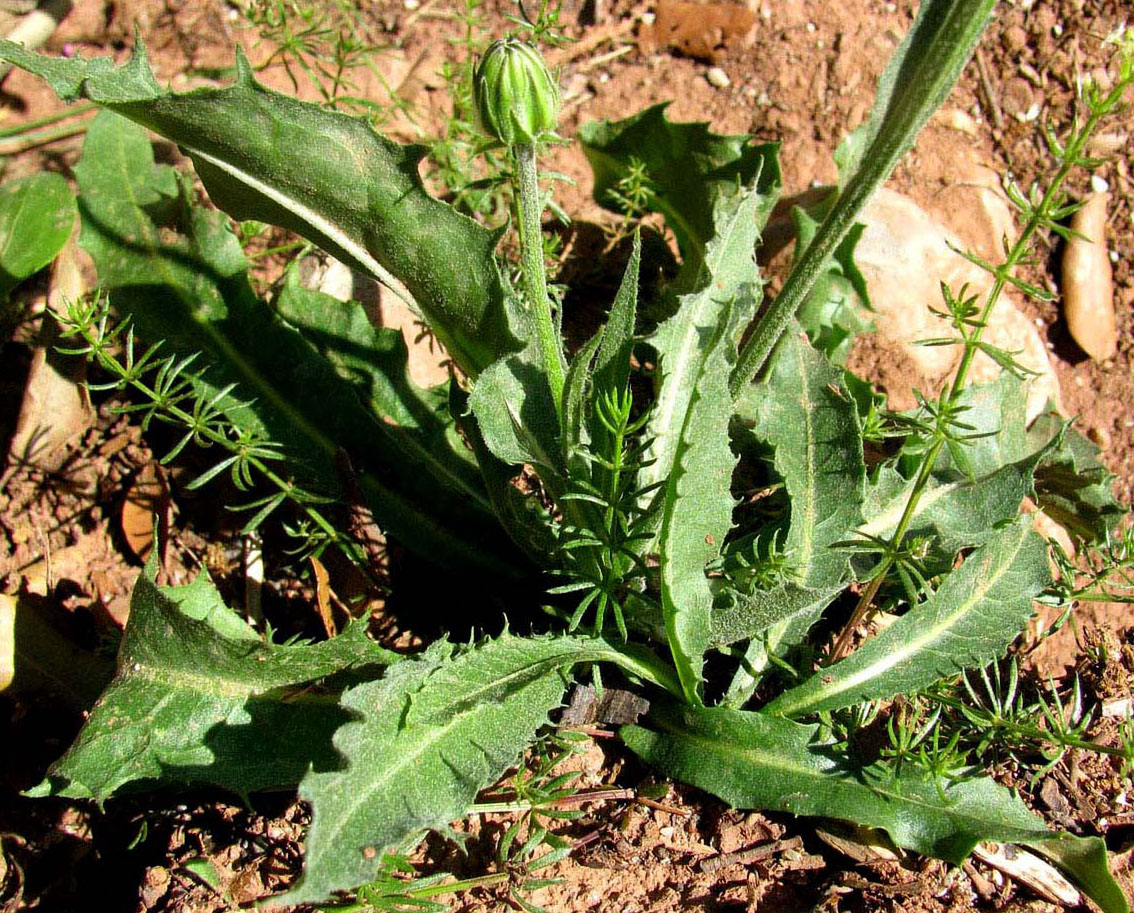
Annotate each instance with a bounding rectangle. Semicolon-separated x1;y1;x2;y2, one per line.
0;39;513;376
859;379;1051;562
74;111;523;579
657;302;737;705
282;634;669;904
738;331;865;590
765;516;1048;718
0;171;78;300
624;701;1127;913
274;273;487;511
640;181;767;509
580;104;780;278
710;582;842;649
30;567;397;802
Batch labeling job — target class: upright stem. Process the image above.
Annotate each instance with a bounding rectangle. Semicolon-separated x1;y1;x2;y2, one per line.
513;142;565;413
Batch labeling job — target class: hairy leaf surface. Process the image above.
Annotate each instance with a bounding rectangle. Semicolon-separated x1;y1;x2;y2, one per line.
580;104;780;277
658;307;738;704
284;634;671;903
624;701;1126;913
73;112;520;577
30;568;397;802
710;583;842;648
0;40;513;376
640;183;767;509
739;332;864;590
766;517;1048;717
0;171;77;299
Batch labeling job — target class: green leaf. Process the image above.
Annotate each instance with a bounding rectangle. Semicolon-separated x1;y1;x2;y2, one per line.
623;701;1127;913
733;0;997;393
0;40;513;377
273;273;488;514
640;182;767;511
765;517;1048;718
467;312;563;474
30;568;397;802
738;332;865;590
580;104;781;277
282;633;668;904
791;207;871;365
711;582;841;648
0;171;78;300
860;380;1052;561
1028;414;1126;545
73;111;522;578
657;299;738;705
590;231;641;427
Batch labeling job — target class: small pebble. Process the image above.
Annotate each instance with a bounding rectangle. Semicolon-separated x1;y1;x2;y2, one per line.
640;10;655;24
706;67;730;88
1111;249;1120;264
403;0;419;8
806;21;816;32
1091;174;1110;193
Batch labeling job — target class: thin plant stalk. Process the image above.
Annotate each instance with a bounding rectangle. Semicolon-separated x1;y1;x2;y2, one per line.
830;72;1132;661
513;141;566;413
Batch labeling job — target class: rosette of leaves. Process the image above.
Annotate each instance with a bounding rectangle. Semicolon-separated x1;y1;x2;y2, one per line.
2;2;1130;910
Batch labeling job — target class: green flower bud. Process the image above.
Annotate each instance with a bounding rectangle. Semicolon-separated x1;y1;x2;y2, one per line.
474;37;559;146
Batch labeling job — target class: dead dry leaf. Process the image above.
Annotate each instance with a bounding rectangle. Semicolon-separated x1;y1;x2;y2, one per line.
309;555;336;638
121;462;171;565
8;237;93;470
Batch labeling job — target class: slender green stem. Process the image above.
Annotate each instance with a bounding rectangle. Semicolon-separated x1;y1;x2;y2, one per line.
929;691;1131;759
513;142;565;413
830;87;1124;661
0;120;90;156
0;102;95;138
730;0;997;398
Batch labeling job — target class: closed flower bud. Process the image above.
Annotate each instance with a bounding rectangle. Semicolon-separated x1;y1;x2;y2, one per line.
473;37;559;146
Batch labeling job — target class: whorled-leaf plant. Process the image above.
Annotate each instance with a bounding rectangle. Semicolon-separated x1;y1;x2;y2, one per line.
2;4;1132;910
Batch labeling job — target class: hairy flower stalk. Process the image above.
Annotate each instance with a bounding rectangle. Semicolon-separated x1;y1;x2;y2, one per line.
474;37;566;411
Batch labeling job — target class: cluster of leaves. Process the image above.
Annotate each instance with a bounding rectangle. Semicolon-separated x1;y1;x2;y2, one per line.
2;6;1133;913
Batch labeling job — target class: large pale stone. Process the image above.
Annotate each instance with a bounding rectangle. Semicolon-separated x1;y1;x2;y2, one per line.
854;188;1061;423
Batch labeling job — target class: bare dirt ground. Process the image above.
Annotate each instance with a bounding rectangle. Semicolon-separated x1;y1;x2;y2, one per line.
0;0;1132;910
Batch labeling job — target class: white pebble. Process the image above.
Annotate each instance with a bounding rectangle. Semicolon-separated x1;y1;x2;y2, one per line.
1091;174;1110;193
640;11;655;25
806;21;816;32
1110;250;1120;264
706;67;730;88
403;0;419;8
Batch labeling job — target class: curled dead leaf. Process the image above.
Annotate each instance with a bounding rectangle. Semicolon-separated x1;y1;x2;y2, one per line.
1063;192;1116;361
121;462;171;564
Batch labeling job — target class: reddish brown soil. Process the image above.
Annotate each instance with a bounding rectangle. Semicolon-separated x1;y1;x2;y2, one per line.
0;0;1132;911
